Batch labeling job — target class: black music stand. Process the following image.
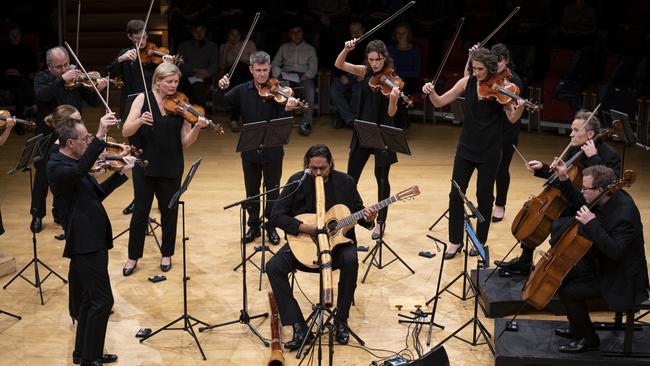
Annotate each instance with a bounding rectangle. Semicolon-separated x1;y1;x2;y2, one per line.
431;181;494;355
608;109;636;177
353;119;415;282
232;116;293;289
140;158;210;360
4;134;67;305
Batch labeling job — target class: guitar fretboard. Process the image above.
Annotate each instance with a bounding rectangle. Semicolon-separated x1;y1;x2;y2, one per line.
335;195;398;230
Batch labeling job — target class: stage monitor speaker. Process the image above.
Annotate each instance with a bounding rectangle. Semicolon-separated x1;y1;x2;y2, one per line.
407;345;449;366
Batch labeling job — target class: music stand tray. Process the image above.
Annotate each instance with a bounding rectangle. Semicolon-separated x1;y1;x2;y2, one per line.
6;134;42;175
236;116;294;152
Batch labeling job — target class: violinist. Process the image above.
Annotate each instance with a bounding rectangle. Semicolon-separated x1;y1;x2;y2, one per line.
0;114;16;146
497;110;621;274
334;38;400;240
218;51;300;246
48;113;134;366
422;48;526;259
121;62;208;276
490;43;524;222
31;46;107;234
549;162;648;353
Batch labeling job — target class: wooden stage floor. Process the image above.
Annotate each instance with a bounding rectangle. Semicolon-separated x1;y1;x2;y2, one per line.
1;109;649;365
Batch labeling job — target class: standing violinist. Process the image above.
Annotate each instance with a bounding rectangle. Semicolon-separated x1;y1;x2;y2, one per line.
489;43;524;222
549;162;648;353
107;19;173;216
121;62;208;276
422;48;526;259
217;51;300;246
497;110;621;274
31;46;107;234
334;38;400;240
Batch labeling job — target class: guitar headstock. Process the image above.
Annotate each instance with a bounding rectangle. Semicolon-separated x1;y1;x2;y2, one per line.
396;185;420;201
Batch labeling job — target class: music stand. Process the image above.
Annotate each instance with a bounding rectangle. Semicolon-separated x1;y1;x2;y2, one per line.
353;119;415;282
608;109;636;178
4;134;67;305
232;116;293;289
140;158;210;360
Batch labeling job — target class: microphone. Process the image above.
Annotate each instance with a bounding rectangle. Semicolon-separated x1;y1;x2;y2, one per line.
297;168;311;187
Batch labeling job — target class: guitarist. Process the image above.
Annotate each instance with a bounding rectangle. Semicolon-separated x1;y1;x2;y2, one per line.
266;144;377;350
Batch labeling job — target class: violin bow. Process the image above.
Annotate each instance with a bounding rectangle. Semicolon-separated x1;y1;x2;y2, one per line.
135;0;156;115
355;1;416;44
75;0;81;57
427;17;464;94
227;12;260;80
478;6;520;48
63;41;121;129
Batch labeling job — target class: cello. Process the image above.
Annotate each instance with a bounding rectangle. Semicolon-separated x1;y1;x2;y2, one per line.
511;119;624;249
522;170;636;310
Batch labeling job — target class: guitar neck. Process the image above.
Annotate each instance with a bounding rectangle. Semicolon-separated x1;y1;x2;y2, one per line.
336;195;398;229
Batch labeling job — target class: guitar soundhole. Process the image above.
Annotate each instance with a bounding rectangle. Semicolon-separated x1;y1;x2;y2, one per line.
327;220;338;235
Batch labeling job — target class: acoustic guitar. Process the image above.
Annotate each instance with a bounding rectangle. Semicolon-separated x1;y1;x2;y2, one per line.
288;185;420;269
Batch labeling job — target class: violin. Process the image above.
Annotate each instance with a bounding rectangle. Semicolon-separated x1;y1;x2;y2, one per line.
163;92;225;134
65;71;124;90
477;73;540;111
0;110;36;131
522;170;636;310
139;42;183;65
368;67;414;108
91;137;147;173
510;120;624;249
256;79;309;111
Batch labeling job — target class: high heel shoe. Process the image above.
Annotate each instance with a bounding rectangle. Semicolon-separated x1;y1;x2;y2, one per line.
443;244;462;260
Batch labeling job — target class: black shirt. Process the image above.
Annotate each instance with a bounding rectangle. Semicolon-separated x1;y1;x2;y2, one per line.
106;48;156;118
223;80;289;163
534;141;622;180
501;71;524;143
33;69;99;136
136;92;185;179
458;75;503;162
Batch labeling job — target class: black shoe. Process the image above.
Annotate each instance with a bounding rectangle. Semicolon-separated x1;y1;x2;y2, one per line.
160;257;172;272
494;256;531;274
30;216;42;233
335;322;350;345
243;226;261;244
299;122;312;136
334;118;346;129
284;322;315;351
73;352;118;364
469;245;488;257
122;202;135;215
55;233;66;241
558;337;599;353
491;215;503;222
79;361;102;366
443;245;462;260
554;327;574;339
267;228;281;245
122;261;137;276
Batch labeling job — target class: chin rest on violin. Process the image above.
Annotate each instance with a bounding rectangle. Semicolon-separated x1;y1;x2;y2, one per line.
478;73;539;111
163;92;224;134
368;67;414;108
257;78;309;111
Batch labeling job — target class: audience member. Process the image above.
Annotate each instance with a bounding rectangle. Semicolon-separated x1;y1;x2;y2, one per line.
177;22;219;108
388;22;421;95
0;25;37;125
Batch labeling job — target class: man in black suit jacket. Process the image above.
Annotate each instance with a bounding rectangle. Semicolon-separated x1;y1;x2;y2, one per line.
266;144;377;350
550;162;649;353
48;113;135;366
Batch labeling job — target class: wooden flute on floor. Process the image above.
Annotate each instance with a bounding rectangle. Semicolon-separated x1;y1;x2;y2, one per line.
268;291;284;366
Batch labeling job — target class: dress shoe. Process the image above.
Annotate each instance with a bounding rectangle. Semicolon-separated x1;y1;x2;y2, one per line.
494;256;531;274
122;260;137;276
334;117;346;129
553;327;574;339
558;337;599;353
299;122;312;136
243;226;261;244
469;245;488;257
443;245;462;260
122;201;135;215
335;322;350;345
73;352;118;364
230;120;240;132
284;322;315;351
491;215;503;223
30;216;42;233
160;257;172;272
371;223;385;240
55;233;66;241
79;361;102;366
267;228;281;245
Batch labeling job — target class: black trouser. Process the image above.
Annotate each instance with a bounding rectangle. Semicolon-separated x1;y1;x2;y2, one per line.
242;158;282;228
31;143;59;219
558;269;601;341
70;250;114;362
449;153;500;245
347;147;392;224
179;77;212;108
266;243;358;326
128;170;180;259
495;133;518;207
